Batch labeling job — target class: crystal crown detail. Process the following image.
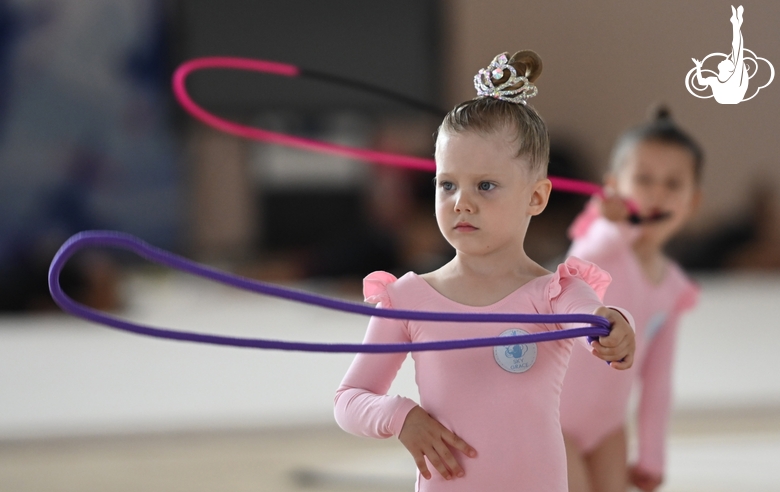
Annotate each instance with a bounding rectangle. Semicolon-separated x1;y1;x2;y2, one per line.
474;53;538;105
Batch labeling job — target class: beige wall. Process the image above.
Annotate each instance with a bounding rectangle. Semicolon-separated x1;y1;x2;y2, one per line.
443;0;780;230
188;126;257;261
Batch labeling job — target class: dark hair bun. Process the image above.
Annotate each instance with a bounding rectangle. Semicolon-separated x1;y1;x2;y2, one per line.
648;104;672;122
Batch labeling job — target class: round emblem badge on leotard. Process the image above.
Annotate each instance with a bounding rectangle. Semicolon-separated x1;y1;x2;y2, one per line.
494;328;537;373
645;311;668;342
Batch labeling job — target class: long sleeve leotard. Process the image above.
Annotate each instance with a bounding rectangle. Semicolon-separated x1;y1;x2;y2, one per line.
335;257;627;491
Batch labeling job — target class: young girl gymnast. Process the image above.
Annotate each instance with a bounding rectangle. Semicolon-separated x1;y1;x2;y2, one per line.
333;51;636;491
560;108;703;492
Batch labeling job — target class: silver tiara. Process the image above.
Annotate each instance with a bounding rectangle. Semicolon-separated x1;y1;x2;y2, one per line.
474;53;538;105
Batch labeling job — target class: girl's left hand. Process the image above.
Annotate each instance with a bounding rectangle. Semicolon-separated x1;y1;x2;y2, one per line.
590;307;635;370
629;465;663;492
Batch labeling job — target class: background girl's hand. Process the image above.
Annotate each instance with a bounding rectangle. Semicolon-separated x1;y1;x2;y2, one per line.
590;307;635;370
629;465;663;492
398;405;477;480
597;191;630;223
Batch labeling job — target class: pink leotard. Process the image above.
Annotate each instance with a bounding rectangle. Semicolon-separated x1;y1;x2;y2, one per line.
334;257;629;491
559;203;698;477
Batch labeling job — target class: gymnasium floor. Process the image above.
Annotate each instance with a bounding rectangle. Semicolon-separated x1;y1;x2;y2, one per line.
1;270;779;491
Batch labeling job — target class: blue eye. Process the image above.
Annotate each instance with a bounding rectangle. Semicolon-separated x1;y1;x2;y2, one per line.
439;181;454;191
478;181;495;191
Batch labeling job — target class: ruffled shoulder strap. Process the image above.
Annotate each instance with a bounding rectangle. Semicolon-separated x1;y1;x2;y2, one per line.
567;199;601;240
548;256;612;302
363;271;398;306
678;283;699;312
672;267;700;313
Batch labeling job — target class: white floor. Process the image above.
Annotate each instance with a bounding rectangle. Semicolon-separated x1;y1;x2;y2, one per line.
1;270;780;490
298;431;780;492
0;272;382;438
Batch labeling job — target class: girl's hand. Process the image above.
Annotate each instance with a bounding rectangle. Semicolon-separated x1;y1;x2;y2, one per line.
692;57;703;68
398;405;477;480
590;307;635;370
597;191;630;223
629;465;663;492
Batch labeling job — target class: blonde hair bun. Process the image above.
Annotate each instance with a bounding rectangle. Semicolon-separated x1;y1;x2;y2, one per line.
489;50;542;89
510;50;543;83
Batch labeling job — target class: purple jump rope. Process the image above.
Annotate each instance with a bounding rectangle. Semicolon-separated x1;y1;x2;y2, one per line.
48;231;611;353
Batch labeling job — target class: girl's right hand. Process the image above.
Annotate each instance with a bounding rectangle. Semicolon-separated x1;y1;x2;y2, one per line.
597;190;630;223
398;405;477;480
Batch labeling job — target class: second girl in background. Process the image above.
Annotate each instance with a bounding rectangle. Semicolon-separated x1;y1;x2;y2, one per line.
561;107;703;492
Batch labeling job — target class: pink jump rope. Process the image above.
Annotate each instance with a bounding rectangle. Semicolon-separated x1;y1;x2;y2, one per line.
172;56;654;222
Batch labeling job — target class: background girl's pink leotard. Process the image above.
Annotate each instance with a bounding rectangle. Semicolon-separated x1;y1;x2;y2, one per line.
334;257;623;492
559;204;698;477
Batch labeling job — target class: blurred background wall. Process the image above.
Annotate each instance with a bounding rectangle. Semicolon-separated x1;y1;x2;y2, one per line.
0;0;180;311
3;0;779;315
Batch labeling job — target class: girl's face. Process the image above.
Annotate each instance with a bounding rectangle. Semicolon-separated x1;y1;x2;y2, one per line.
612;140;701;246
434;128;550;257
